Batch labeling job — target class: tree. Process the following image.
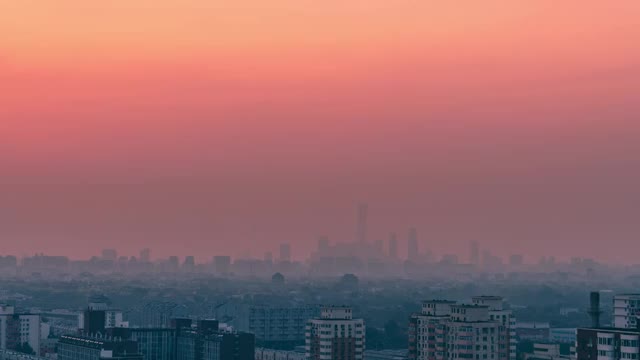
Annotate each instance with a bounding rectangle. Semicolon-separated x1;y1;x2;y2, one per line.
15;342;35;355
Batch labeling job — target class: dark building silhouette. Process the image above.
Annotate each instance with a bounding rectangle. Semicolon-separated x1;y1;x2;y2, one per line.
83;309;107;335
470;241;480;265
213;256;231;275
407;228;418;261
109;328;176;360
58;335;143;360
107;319;253;360
355;203;368;244
220;333;254;360
317;236;330;256
279;244;291;263
388;233;398;259
175;319;254;360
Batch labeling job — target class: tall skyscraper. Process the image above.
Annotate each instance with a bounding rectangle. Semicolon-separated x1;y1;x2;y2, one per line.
140;248;151;263
470;241;479;265
305;306;365;360
279;243;291;262
102;249;118;261
374;239;384;255
183;256;196;272
317;236;330;256
213;256;231;274
388;233;398;259
509;254;524;267
407;228;418;261
355;203;368;244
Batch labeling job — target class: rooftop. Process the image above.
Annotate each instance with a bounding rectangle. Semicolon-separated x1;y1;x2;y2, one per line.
473;296;504;300
451;304;490;309
578;327;640;334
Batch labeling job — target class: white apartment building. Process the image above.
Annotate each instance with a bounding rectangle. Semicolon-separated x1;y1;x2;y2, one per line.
576;327;640;360
305;306;365;360
614;294;640;329
472;296;517;360
0;311;41;355
410;300;456;360
410;298;512;360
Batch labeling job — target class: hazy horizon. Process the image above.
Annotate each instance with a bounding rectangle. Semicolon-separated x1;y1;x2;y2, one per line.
2;1;640;263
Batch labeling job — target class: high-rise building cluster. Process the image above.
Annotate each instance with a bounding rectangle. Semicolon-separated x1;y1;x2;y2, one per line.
0;203;609;281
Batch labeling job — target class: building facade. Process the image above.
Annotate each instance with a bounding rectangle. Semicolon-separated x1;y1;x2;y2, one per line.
614;295;640;329
215;303;318;349
174;319;254;360
57;335;143;360
305;306;365;360
108;328;176;360
409;298;513;360
576;327;640;360
255;348;306;360
0;312;41;356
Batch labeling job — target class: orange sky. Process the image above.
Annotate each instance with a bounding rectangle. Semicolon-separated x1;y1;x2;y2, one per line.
1;1;640;262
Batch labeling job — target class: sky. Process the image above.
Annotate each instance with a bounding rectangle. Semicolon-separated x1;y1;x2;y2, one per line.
1;1;640;263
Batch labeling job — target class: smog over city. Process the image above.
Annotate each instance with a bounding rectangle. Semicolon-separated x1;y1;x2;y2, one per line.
1;2;640;360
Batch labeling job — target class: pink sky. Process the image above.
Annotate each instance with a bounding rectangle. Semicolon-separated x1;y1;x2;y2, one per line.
1;1;640;262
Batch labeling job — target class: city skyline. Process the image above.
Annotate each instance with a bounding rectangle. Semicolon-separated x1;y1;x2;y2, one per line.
0;200;638;264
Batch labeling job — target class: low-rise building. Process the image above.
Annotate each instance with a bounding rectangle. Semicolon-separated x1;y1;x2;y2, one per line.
522;343;574;360
57;335;143;360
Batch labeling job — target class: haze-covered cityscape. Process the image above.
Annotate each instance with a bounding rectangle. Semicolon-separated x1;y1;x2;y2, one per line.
1;203;640;360
4;1;640;360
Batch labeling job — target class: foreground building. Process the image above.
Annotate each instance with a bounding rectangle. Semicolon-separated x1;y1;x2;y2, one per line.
576;327;639;360
408;297;514;360
255;348;306;360
109;328;176;360
522;343;574;360
577;291;640;360
472;296;517;360
175;319;254;360
305;306;365;360
0;306;41;355
215;303;318;349
57;335;143;360
614;294;640;329
107;319;254;360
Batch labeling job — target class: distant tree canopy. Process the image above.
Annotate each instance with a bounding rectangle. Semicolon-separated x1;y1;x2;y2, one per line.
339;273;359;288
